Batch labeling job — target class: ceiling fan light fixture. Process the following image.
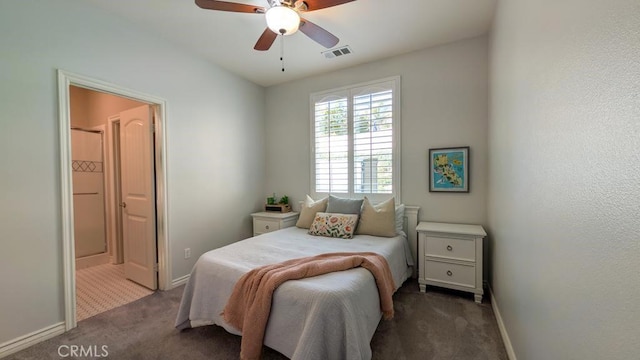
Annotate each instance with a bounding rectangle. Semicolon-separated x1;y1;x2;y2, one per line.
265;6;300;35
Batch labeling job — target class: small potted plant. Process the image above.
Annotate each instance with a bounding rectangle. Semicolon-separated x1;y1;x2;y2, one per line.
265;193;291;212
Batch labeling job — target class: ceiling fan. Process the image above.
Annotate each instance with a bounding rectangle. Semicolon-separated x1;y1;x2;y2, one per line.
195;0;355;51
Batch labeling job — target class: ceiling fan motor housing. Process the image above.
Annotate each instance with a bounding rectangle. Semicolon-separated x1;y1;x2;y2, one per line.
270;0;308;11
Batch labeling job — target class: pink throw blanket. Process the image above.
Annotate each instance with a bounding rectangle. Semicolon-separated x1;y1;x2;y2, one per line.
222;252;396;360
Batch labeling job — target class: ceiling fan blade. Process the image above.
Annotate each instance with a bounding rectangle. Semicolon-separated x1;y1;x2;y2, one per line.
299;18;339;48
195;0;264;13
254;28;278;51
298;0;356;11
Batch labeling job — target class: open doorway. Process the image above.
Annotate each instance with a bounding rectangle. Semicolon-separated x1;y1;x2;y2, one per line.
70;86;156;321
58;70;170;331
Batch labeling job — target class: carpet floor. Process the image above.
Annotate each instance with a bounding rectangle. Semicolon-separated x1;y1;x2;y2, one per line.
7;281;508;360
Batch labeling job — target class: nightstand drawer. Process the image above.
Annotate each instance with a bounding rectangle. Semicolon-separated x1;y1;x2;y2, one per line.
251;212;299;236
425;260;475;288
425;236;475;262
254;219;279;234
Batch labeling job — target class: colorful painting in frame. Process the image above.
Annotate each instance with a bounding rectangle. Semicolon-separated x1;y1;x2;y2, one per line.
429;146;469;192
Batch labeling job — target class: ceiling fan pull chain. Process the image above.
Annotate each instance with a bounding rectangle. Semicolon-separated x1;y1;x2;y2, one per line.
280;33;285;72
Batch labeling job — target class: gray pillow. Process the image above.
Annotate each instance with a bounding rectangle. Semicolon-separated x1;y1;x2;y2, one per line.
326;195;364;215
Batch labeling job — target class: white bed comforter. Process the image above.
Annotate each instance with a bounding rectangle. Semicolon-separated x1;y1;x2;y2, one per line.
175;227;413;360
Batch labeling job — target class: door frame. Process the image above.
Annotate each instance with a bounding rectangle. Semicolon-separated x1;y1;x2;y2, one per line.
57;70;170;331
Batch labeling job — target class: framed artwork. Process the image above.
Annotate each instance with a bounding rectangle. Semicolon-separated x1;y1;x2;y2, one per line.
429;146;469;192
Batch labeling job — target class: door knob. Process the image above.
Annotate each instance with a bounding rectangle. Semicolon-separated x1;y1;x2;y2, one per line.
120;202;127;208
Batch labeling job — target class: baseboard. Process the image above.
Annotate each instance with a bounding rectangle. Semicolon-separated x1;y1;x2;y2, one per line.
489;286;517;360
75;253;110;270
0;322;65;359
171;274;190;289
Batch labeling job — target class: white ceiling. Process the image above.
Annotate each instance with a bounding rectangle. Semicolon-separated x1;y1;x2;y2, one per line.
85;0;497;87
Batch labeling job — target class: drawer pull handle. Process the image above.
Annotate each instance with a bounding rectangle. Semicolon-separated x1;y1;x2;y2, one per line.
446;245;453;251
446;270;453;276
265;225;270;230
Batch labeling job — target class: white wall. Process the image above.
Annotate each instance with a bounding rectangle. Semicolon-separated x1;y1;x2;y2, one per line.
489;0;640;359
0;0;265;345
265;36;489;225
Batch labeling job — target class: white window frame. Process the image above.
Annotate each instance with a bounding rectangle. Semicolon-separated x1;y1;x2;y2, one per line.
309;76;401;203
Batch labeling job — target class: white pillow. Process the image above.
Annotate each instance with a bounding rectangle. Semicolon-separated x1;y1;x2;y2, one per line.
295;195;328;229
356;197;396;237
395;203;405;235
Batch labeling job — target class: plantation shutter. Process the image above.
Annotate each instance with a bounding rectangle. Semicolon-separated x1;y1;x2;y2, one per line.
353;88;393;194
314;95;349;194
311;77;400;201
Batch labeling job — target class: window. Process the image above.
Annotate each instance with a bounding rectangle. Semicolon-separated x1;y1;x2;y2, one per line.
310;77;400;202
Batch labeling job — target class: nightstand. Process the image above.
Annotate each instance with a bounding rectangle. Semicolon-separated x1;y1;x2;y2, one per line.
250;212;299;236
416;221;487;303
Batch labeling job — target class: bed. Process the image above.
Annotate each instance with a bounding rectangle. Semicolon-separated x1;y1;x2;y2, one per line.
175;205;419;360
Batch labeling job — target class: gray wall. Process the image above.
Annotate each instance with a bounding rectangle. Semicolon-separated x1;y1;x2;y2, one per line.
489;0;640;358
265;36;489;225
0;0;265;344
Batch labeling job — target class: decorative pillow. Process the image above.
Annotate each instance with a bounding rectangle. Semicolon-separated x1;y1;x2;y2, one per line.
308;212;359;239
356;197;396;237
296;195;328;229
395;203;406;235
325;195;364;215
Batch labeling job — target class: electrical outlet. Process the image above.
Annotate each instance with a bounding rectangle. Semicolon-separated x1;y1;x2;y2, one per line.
184;248;191;259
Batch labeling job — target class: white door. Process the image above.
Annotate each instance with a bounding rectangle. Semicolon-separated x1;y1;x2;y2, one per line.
120;105;157;290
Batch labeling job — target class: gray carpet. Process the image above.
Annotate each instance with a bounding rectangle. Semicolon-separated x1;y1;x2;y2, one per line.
7;281;507;359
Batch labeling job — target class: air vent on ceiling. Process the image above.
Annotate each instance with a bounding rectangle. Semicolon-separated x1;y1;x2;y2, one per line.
322;45;353;59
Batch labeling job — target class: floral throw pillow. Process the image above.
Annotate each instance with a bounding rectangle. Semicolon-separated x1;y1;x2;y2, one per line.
308;212;359;239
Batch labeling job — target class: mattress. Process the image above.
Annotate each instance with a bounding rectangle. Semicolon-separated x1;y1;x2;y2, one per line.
175;226;413;359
